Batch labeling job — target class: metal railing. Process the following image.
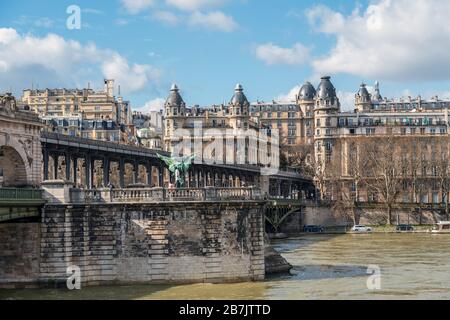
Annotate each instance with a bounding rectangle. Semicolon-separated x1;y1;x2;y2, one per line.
0;188;43;203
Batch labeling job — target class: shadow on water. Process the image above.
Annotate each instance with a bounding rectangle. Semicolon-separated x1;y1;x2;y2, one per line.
0;284;174;300
291;265;368;281
270;233;347;254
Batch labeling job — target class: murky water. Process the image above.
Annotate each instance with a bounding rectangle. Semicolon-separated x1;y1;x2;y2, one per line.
2;233;450;300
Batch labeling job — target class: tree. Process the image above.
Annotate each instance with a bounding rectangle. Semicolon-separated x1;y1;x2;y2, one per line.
407;137;430;224
363;135;403;225
284;144;314;177
433;137;450;220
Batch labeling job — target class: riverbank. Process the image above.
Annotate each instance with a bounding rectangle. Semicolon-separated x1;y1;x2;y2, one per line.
286;225;437;236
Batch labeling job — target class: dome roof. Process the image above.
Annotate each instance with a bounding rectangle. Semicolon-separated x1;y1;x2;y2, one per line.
372;81;382;101
298;82;316;101
166;83;184;106
316;76;337;99
230;84;249;105
358;83;371;101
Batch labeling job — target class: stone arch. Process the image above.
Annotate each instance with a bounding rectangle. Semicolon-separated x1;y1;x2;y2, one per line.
0;141;31;187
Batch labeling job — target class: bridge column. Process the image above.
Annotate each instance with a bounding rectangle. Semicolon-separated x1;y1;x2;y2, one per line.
195;170;200;188
119;158;125;188
43;149;49;181
147;164;153;187
85;155;92;189
65;152;71;182
103;157;110;187
133;161;139;184
159;165;164;187
52;154;59;180
72;156;78;186
277;180;282;198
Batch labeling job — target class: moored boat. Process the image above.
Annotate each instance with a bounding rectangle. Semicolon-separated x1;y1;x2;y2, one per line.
431;221;450;234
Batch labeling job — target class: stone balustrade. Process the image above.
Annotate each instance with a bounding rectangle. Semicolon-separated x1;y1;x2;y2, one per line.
43;182;264;204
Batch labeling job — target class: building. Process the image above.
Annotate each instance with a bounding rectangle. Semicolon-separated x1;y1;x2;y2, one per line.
132;111;164;150
163;84;275;168
20;79;133;143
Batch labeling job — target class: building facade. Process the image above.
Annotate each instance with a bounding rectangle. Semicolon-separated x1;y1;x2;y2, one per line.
163;84;275;168
20;79;133;143
133;111;164;150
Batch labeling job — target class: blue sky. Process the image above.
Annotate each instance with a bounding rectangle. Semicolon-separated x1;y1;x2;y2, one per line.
2;0;450;111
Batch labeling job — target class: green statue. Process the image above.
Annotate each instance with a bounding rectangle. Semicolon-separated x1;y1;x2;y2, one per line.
157;154;195;188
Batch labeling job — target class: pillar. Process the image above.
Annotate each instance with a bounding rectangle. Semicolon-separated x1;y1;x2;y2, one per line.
85;154;92;189
119;158;125;188
43;149;49;181
103;157;110;187
52;154;58;180
90;157;95;188
72;156;78;186
277;180;282;197
147;164;153;187
65;152;71;182
159;164;164;187
133;161;139;184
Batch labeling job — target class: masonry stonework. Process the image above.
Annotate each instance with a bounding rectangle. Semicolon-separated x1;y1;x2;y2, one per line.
36;202;265;287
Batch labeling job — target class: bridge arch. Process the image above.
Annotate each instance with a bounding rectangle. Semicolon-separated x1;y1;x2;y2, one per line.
0;138;31;187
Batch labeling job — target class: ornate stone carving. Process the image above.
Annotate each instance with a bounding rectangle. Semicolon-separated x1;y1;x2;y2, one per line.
0;93;17;114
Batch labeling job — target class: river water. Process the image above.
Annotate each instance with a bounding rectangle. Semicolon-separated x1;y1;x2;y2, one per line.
2;233;450;300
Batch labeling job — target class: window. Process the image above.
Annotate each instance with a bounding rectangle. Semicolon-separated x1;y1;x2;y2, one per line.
366;128;375;136
420;128;426;135
316;119;321;126
401;128;407;135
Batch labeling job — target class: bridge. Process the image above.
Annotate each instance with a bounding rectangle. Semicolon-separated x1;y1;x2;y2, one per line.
0;97;315;224
40;131;314;198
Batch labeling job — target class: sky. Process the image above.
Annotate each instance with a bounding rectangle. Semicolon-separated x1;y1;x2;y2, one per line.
2;0;450;112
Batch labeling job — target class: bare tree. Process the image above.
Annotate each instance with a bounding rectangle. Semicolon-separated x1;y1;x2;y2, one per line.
285;144;314;177
433;136;450;220
363;135;403;225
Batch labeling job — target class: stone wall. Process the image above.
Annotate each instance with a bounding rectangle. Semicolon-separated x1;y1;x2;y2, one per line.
0;223;40;288
38;202;265;287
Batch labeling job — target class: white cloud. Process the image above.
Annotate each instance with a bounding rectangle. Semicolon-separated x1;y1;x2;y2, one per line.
0;28;161;94
121;0;155;14
115;18;129;26
188;11;238;32
255;43;310;66
337;91;357;112
166;0;225;11
101;54;162;94
143;98;166;112
276;85;301;102
152;10;180;26
309;0;450;81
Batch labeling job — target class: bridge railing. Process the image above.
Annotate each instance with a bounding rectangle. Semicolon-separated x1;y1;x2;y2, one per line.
67;187;263;204
0;188;44;203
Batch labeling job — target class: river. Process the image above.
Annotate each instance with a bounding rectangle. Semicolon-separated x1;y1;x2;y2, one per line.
2;233;450;300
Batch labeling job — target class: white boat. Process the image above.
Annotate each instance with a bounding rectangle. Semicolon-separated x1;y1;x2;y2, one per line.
431;221;450;234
